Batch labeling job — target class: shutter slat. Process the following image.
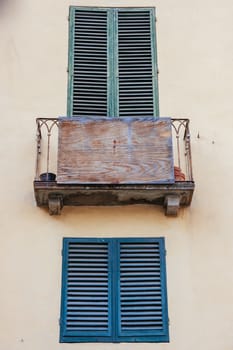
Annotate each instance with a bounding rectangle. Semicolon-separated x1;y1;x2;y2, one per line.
68;288;108;292
120;267;160;272
121;287;161;292
69;265;108;276
67;307;108;311
67;301;108;306
67;296;108;301
121;296;162;301
70;255;106;264
121;281;160;286
121;300;162;305
121;276;161;282
122;306;162;311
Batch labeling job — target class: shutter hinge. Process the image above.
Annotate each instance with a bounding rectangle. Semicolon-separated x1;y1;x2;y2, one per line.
67;15;70;21
61;249;63;256
157;69;159;74
155;17;157;22
165;249;167;256
168;317;170;325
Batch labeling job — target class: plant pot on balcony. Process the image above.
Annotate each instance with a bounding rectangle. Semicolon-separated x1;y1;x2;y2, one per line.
174;166;185;181
39;172;56;181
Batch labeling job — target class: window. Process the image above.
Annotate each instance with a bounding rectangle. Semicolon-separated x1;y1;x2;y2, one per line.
67;7;159;117
60;238;169;343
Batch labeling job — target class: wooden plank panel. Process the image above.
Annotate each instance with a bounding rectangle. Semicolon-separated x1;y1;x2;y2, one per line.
57;117;174;184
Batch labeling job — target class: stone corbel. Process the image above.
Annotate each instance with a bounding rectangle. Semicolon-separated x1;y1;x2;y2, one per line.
48;195;63;215
164;195;180;216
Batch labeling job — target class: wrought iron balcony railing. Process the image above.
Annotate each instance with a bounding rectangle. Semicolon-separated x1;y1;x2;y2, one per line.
34;117;194;216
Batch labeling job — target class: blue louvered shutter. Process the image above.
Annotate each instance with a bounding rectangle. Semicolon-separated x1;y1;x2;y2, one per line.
60;238;113;342
115;238;169;342
116;9;159;117
60;237;168;343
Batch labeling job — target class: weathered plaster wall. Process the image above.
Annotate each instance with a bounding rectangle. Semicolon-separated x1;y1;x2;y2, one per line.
0;0;233;349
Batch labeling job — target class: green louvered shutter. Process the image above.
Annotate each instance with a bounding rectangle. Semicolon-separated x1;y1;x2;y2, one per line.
60;238;113;342
67;7;159;117
116;9;159;117
68;8;108;116
116;238;169;342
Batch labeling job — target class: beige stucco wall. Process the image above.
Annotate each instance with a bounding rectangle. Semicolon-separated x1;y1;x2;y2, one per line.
0;0;233;349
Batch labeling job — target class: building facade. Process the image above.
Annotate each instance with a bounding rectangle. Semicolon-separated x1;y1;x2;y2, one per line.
0;0;233;349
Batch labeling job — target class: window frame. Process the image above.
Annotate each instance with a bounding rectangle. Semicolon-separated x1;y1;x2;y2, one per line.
67;6;159;117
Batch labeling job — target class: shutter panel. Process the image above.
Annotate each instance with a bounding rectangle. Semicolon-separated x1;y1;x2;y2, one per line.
60;237;168;343
116;238;169;342
60;239;112;342
117;9;159;117
69;8;108;117
68;7;159;118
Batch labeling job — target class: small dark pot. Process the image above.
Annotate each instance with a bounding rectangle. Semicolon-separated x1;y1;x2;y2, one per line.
39;172;56;181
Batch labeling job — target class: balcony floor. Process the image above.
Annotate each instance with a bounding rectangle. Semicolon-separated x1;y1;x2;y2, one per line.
34;180;195;216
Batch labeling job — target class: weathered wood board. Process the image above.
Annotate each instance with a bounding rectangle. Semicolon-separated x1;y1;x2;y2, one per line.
57;117;174;184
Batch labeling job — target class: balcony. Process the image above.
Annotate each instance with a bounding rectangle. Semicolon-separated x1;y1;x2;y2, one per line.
34;117;194;216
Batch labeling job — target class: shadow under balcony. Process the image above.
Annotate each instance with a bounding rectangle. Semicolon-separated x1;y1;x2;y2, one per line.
33;117;194;216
